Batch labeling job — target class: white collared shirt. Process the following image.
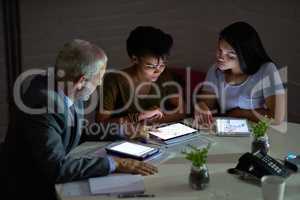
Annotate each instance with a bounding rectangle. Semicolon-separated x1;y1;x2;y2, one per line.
58;90;76;126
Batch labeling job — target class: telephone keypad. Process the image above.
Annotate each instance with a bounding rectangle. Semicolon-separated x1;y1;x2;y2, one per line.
254;152;289;177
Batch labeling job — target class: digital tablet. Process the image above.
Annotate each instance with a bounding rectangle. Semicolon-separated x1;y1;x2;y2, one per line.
148;123;198;142
216;118;250;137
105;141;159;160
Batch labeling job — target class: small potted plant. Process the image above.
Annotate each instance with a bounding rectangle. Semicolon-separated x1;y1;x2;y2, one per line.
182;144;210;190
251;118;271;155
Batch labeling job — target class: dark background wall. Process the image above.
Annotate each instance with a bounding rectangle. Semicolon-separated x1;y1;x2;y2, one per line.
1;0;300;142
0;2;8;142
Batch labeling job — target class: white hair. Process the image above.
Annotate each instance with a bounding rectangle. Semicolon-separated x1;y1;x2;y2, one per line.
55;39;107;81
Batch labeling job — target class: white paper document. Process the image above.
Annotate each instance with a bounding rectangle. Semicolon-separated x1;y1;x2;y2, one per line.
59;180;90;197
149;123;197;140
88;174;144;195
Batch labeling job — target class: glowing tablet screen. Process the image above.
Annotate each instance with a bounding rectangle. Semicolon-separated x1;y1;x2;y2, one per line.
109;142;155;157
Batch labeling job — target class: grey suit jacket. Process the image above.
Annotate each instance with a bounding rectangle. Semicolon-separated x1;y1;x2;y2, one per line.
3;75;113;199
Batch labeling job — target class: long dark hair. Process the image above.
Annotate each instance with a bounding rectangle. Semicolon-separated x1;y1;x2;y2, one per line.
220;21;272;75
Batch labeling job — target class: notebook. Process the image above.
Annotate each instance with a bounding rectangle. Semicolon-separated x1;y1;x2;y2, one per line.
88;174;144;195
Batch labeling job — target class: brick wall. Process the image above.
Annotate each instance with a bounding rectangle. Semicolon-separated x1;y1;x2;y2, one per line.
1;0;300;141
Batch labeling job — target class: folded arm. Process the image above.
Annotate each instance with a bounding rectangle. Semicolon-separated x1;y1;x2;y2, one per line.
226;94;285;124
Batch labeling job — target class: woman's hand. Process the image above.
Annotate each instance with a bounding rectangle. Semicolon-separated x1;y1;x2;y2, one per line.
226;107;242;117
138;108;164;122
113;157;158;176
123;123;151;141
194;102;214;127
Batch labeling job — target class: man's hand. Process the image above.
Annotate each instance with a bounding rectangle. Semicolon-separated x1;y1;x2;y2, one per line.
113;157;158;176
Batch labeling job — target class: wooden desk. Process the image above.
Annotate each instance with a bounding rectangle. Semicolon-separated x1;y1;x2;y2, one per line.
56;122;300;200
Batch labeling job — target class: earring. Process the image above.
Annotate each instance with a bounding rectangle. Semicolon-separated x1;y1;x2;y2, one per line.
132;56;138;64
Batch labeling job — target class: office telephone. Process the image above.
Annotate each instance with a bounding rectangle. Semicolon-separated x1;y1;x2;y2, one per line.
228;151;290;179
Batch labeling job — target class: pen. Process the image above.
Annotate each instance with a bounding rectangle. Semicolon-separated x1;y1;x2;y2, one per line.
117;194;155;198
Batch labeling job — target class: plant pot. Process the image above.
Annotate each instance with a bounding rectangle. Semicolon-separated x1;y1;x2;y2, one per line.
189;164;210;190
251;135;270;155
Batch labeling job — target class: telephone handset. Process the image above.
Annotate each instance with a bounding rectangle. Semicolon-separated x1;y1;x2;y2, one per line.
229;151;290;179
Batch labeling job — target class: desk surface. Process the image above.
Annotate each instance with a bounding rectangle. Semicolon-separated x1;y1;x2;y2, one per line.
56;122;300;200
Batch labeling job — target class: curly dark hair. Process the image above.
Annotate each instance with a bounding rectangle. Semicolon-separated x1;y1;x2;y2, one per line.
126;26;173;59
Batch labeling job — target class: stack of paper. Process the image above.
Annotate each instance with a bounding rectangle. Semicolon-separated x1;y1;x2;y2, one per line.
88;174;145;195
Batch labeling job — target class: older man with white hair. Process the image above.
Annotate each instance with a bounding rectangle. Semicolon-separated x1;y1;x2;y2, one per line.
2;39;157;200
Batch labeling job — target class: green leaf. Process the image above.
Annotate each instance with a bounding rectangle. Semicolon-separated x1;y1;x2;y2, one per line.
181;144;210;167
252;118;271;139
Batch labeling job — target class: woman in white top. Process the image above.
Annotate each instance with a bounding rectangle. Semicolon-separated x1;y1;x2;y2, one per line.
195;21;285;125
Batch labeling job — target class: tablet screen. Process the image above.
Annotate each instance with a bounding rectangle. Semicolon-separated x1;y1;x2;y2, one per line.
216;119;249;133
149;123;197;140
109;142;155;157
